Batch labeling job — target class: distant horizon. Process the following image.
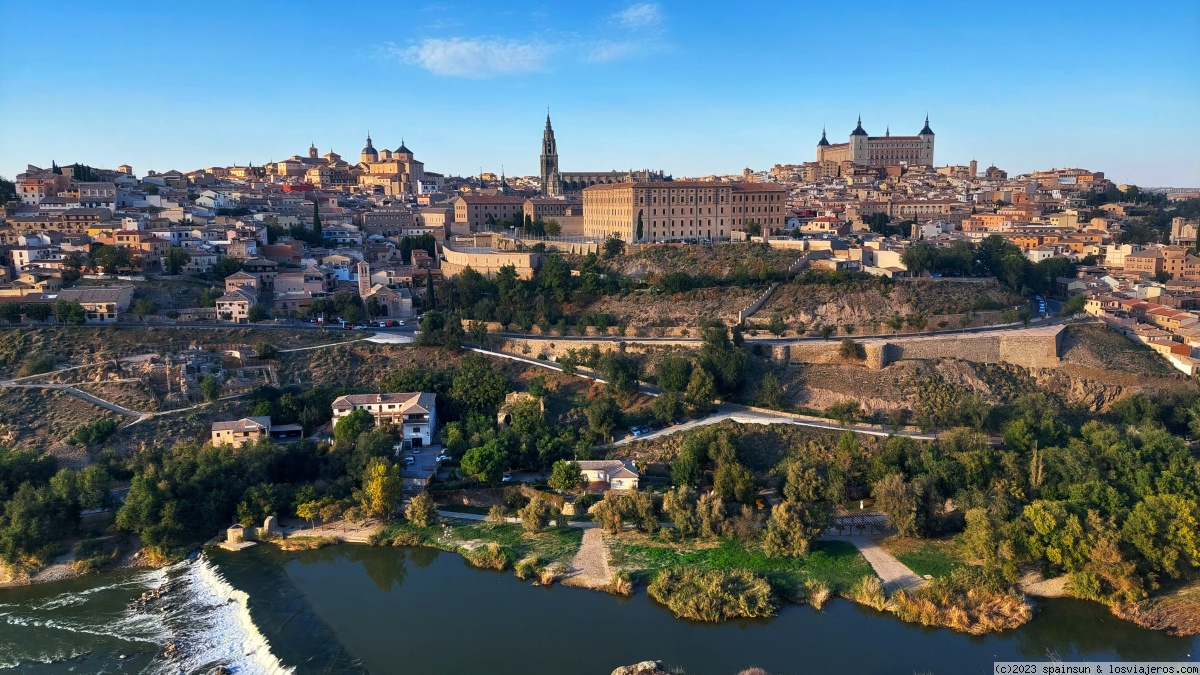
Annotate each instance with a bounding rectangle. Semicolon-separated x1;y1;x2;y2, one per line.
1;1;1197;187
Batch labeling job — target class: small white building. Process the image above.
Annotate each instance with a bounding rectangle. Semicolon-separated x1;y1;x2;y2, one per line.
576;459;640;491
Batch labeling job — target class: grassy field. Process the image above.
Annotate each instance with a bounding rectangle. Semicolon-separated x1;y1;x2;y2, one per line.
375;519;583;569
881;536;964;579
608;535;871;593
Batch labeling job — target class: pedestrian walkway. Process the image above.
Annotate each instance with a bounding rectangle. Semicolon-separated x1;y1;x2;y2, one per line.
561;525;611;589
844;536;926;593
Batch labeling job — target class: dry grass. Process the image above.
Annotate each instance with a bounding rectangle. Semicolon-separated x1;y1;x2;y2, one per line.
805;578;832;611
1112;579;1200;636
890;583;1032;635
647;568;776;622
847;575;888;611
276;536;337;551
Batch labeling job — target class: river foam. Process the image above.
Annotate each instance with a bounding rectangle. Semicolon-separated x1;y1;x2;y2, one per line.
149;554;293;675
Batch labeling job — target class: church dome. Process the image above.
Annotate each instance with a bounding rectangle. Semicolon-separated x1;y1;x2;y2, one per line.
817;128;830;146
361;135;378;157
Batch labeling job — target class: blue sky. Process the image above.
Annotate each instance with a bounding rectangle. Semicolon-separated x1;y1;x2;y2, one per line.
1;1;1197;186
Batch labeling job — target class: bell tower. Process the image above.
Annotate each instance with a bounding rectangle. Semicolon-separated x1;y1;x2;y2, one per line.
540;112;560;196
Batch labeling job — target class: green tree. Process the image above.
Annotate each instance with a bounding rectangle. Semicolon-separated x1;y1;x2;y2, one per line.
519;494;552;533
763;500;823;557
758;372;784;409
713;461;755;503
873;474;918;537
334;408;374;444
460;439;507;482
1121;494;1200;579
663;486;699;538
360;457;401;521
585;394;621;442
697;491;727;538
651;392;684;423
254;342;279;360
52;300;86;325
768;313;785;336
592;491;627;534
200;375;223;402
164;246;190;275
635;210;644;242
685;367;716;414
449;354;509;415
131;299;158;317
406;492;437;528
548;460;584;491
247;305;269;322
311;200;323;245
656;355;693;393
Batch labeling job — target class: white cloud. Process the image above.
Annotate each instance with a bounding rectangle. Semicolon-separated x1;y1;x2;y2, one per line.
615;3;662;29
384;4;666;78
391;38;551;78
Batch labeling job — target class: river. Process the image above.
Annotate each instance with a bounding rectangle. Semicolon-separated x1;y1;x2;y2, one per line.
0;544;1195;674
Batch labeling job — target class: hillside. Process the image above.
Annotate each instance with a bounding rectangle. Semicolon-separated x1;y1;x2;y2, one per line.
751;278;1023;335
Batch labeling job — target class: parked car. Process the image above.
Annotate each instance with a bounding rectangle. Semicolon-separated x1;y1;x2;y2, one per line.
404;456;415;466
398;320;406;326
501;472;513;482
435;453;451;462
411;447;421;454
630;426;644;437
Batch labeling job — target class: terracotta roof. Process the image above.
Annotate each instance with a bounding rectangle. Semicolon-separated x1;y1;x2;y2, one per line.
332;391;435;413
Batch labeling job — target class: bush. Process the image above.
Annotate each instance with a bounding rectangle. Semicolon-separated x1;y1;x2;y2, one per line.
848;575;888;611
805;578;831;611
608;570;634;596
647;568;776;621
889;569;1032;635
838;338;864;361
462;542;510;570
68;419;119;447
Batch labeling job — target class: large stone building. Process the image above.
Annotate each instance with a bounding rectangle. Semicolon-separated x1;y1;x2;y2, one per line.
331;392;437;448
816;116;935;168
582;181;787;243
539;114;666;196
356;135;426;197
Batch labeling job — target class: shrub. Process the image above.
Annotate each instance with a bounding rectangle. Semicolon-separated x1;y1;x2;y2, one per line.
848;575;888;611
486;504;506;526
608;570;634;596
515;556;538;580
838;338;864;361
519;495;552;533
462;542;510;570
805;578;832;611
889;572;1033;635
647;568;776;622
68;419;119;447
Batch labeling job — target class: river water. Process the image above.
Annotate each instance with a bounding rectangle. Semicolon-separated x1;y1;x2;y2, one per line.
0;544;1195;674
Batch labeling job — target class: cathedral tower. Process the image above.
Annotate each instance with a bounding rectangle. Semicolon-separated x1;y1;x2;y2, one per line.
540;113;560;196
918;115;935;167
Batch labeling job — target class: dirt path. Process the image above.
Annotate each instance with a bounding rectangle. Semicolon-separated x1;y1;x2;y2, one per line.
845;536;926;593
561;525;611;589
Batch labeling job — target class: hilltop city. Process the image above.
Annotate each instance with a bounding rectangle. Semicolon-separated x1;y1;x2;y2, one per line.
3;112;1200;652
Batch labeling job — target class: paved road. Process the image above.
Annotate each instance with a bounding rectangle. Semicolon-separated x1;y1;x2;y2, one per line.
612;403;939;445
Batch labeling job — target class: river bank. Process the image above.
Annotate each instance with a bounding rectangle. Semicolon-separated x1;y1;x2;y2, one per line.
231;511;1200;638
